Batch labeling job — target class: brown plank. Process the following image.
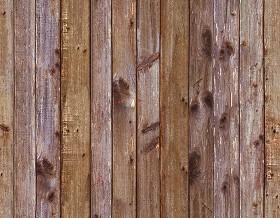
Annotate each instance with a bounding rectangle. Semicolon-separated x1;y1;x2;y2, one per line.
189;0;214;217
14;0;36;216
112;0;137;216
0;1;13;217
213;0;240;217
160;0;189;217
265;0;280;216
240;1;264;217
61;0;91;216
91;0;112;217
136;0;160;216
35;0;61;217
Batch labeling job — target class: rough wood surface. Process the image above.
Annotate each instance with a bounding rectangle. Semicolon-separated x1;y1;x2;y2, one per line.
136;0;160;216
112;0;137;216
213;0;240;217
160;0;189;217
189;0;214;217
14;0;36;216
91;0;112;217
0;1;13;217
35;0;61;217
61;0;91;216
240;1;264;217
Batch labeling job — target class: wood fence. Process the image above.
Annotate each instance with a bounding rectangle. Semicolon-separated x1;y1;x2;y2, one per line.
0;0;278;217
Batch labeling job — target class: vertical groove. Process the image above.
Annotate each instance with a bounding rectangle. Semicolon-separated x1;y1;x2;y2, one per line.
263;0;266;216
59;0;62;215
34;0;37;215
110;0;113;216
238;0;241;215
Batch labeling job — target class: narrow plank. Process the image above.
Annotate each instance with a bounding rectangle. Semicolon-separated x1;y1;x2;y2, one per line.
240;1;264;217
91;0;112;217
265;0;280;216
0;1;14;217
112;0;137;216
14;0;36;216
35;0;61;217
213;0;240;217
61;0;91;216
160;0;189;217
136;0;160;216
189;0;214;217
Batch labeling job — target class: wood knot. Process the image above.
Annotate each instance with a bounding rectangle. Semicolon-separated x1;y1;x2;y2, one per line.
220;41;234;60
219;112;228;129
202;91;213;109
0;124;10;132
36;157;54;178
113;76;130;106
189;150;201;185
201;27;212;59
190;100;200;116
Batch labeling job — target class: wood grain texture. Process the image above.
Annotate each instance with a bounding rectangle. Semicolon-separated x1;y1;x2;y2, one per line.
189;0;214;217
14;0;36;216
265;0;280;217
36;0;61;217
136;0;160;216
213;0;240;217
91;0;112;217
112;0;137;216
0;1;13;217
61;0;91;216
240;1;264;217
160;0;189;217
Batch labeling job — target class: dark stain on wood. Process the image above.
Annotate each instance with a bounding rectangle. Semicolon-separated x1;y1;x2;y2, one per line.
36;157;54;177
47;190;55;202
142;137;159;153
0;124;10;132
190;100;200;116
202;91;213;109
2;11;6;16
220;41;234;60
220;112;228;129
141;121;160;134
189;150;202;185
113;76;130;105
201;27;212;59
137;53;159;71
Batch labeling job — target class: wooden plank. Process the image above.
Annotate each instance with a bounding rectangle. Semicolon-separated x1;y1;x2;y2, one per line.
240;1;264;217
265;0;280;217
0;1;14;217
136;0;160;217
35;0;61;217
112;0;136;216
14;0;36;216
160;0;189;217
91;0;112;217
213;0;240;217
61;0;91;216
189;1;214;217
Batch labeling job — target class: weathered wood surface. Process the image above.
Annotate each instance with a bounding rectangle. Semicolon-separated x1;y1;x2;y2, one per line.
189;0;214;217
136;0;160;217
160;0;189;217
0;1;13;217
61;0;91;216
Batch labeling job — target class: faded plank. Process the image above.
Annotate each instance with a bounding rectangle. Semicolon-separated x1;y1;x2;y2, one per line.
14;0;36;216
160;0;189;217
240;1;264;217
91;0;112;217
136;0;160;216
35;0;61;217
213;0;240;217
61;0;91;216
0;1;13;217
189;0;214;217
112;0;137;216
265;0;280;217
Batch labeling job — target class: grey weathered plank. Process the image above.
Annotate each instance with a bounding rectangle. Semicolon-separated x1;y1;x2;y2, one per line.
112;0;137;216
136;0;160;216
91;0;112;217
160;0;189;217
0;1;14;217
61;0;91;216
35;0;61;217
213;0;240;217
14;0;36;216
189;0;214;217
240;1;264;217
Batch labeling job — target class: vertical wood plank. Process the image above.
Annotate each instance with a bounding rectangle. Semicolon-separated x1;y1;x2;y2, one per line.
189;0;214;217
265;0;280;217
160;0;189;217
136;0;160;217
112;0;137;216
35;0;61;217
14;0;36;216
0;1;14;217
91;0;112;217
213;0;240;217
61;0;91;216
240;1;264;217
